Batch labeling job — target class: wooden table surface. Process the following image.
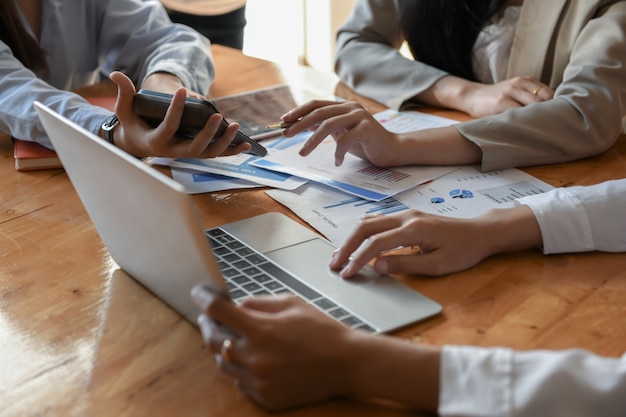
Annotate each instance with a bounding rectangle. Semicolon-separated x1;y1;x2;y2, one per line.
1;45;625;417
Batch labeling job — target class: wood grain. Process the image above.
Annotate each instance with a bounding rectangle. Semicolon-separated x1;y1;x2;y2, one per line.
1;45;624;417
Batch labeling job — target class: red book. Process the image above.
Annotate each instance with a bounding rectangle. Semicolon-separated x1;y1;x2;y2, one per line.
14;96;116;171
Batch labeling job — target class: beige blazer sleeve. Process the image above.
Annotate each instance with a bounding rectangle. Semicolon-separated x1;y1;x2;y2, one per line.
336;0;626;171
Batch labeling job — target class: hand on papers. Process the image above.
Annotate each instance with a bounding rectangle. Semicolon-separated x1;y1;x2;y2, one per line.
280;100;401;167
109;71;251;158
329;206;542;277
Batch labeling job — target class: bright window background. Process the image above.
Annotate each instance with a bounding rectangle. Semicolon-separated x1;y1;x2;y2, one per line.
243;0;357;71
243;0;304;66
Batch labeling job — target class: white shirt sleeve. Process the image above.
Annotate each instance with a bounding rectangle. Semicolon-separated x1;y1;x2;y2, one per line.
515;179;626;254
439;345;626;417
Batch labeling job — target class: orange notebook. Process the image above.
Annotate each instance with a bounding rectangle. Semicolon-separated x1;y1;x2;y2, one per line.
14;96;116;171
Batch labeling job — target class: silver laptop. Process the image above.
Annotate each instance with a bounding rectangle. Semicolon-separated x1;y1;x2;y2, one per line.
34;101;441;333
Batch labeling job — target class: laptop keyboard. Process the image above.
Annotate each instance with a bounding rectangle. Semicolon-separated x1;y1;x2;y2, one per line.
205;228;376;333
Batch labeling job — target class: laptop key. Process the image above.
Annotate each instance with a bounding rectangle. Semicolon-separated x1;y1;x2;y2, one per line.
242;266;261;276
257;263;322;301
232;276;251;284
242;282;262;292
341;316;362;327
223;253;241;263
354;323;376;333
315;298;337;311
263;281;284;291
221;268;241;278
328;307;349;319
245;254;266;265
233;260;251;270
229;289;247;300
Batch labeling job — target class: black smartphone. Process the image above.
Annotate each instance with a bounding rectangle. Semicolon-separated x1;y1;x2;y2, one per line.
133;89;267;157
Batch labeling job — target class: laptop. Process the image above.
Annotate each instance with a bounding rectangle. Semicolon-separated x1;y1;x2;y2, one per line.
34;101;441;333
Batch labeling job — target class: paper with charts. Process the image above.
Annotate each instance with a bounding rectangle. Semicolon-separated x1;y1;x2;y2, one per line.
251;109;460;201
150;109;459;195
149;151;307;190
266;165;554;245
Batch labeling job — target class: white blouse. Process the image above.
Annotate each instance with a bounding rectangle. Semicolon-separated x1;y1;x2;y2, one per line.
472;6;522;84
439;179;626;416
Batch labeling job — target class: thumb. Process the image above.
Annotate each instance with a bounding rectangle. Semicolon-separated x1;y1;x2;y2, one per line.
109;71;136;119
375;251;471;277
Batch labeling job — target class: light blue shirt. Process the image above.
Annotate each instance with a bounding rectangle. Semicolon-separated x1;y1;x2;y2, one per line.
0;0;214;148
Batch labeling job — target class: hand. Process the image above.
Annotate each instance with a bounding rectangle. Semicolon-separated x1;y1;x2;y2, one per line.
108;71;251;158
191;285;357;411
426;75;555;118
191;285;443;412
330;205;542;277
281;100;401;167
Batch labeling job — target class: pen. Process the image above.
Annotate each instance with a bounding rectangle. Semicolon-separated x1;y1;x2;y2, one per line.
265;121;296;129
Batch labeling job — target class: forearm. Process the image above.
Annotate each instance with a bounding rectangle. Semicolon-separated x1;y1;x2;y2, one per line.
414;75;476;114
393;127;482;166
346;332;441;412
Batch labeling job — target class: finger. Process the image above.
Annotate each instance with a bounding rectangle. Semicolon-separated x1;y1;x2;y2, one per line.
281;99;341;123
331;117;372;166
158;88;187;136
298;128;330;157
330;215;400;269
286;101;364;138
197;313;218;347
238;294;302;313
191;284;258;335
375;250;474;277
534;84;554;101
217;141;251;157
215;352;248;378
298;110;362;159
185;114;233;157
109;71;137;124
339;227;412;278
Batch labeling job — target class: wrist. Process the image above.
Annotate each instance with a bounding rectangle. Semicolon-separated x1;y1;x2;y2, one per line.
101;114;119;145
347;333;441;411
396;128;481;166
476;205;543;255
425;75;474;112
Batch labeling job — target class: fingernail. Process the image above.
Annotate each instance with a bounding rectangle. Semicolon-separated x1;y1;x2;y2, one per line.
329;248;341;265
340;260;355;278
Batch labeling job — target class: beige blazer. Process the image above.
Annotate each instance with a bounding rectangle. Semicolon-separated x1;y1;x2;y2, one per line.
336;0;626;171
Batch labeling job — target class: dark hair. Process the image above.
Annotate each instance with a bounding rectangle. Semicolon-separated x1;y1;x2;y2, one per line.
400;0;507;81
0;1;47;72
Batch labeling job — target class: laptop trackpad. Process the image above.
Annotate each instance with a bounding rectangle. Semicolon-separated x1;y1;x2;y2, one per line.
265;238;442;332
221;212;321;254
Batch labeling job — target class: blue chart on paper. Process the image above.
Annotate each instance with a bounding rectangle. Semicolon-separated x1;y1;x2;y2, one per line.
449;189;474;199
323;196;409;216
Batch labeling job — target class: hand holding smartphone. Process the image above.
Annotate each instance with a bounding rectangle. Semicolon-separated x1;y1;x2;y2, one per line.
133;89;267;157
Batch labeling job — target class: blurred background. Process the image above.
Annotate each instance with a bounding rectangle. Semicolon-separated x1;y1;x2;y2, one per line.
242;0;357;72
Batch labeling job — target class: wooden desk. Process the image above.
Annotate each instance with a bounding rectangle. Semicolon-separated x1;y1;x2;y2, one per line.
1;45;625;416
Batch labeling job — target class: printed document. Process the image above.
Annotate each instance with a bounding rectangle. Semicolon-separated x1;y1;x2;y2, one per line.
267;165;554;245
